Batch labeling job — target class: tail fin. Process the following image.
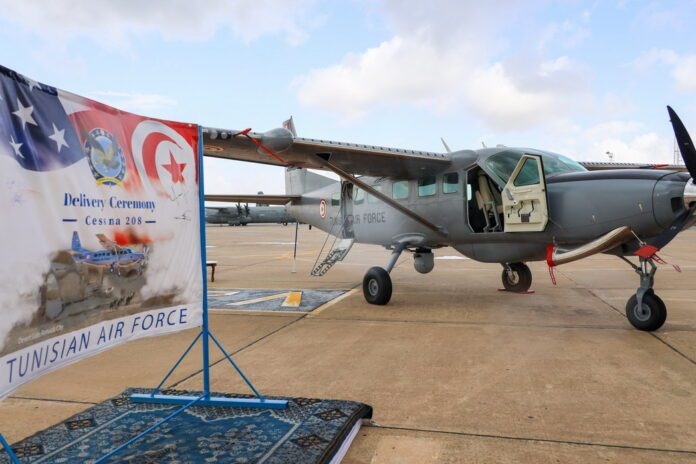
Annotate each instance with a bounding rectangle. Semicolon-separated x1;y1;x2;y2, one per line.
71;231;82;251
285;167;337;195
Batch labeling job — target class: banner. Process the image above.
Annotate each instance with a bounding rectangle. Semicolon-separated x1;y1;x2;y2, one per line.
0;65;203;397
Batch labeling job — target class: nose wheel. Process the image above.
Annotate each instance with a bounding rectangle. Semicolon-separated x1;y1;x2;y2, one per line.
625;292;666;331
620;255;667;331
501;262;532;292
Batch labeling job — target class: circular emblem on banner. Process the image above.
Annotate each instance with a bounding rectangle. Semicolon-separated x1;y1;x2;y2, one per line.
85;128;126;186
319;199;327;219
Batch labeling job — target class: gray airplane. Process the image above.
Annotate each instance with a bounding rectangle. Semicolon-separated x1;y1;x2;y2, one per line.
204;108;696;332
205;203;295;226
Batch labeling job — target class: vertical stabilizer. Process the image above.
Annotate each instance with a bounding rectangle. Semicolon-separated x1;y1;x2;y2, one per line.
71;231;82;251
285;167;336;195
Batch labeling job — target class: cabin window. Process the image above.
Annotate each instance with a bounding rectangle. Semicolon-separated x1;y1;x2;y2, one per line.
354;188;366;205
392;180;409;200
443;172;459;194
331;193;340;206
367;185;384;203
418;176;437;197
513;158;540;186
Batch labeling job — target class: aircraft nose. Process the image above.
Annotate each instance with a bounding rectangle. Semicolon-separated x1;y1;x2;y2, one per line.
653;173;691;228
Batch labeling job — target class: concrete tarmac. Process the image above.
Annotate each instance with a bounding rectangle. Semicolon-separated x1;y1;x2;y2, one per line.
2;224;695;463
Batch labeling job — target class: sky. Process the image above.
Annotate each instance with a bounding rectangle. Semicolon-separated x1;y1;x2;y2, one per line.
0;0;695;196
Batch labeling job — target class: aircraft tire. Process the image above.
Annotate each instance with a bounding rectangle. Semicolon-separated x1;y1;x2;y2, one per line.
626;292;667;331
363;267;392;305
501;262;532;292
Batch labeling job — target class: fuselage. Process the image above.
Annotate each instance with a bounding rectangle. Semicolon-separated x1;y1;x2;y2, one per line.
288;147;693;264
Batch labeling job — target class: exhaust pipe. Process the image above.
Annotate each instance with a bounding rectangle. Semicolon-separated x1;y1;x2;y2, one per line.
547;226;635;267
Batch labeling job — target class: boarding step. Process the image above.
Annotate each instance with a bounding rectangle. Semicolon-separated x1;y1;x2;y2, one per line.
311;238;354;277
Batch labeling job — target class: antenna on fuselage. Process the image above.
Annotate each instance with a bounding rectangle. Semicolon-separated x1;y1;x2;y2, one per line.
440;137;452;153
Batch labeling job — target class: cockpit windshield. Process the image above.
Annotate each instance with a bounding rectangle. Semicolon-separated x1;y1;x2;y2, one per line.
484;149;586;184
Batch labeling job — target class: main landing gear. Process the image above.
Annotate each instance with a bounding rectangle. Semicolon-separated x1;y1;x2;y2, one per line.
621;256;667;331
501;262;533;293
362;243;407;305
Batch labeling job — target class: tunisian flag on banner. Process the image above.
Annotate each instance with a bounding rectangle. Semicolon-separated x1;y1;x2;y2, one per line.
0;64;203;398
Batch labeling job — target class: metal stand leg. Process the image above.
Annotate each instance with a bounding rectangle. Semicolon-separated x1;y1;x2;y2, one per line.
0;433;20;464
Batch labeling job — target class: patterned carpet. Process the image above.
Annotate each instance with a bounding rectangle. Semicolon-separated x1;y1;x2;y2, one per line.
208;289;346;312
1;388;372;463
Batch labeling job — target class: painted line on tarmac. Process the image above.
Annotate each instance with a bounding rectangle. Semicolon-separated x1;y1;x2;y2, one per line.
309;288;359;316
373;424;696;456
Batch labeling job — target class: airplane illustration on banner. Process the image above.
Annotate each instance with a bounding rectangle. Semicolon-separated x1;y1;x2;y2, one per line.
69;231;148;275
203;109;696;332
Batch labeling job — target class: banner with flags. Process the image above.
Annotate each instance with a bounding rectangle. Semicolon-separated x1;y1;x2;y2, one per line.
0;65;203;397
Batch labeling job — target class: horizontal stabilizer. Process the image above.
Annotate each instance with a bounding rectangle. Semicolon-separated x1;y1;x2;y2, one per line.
205;194;300;205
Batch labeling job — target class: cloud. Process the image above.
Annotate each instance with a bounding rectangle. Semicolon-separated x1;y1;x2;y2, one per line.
537;14;592;51
0;0;318;47
632;48;696;93
672;56;696;92
295;31;589;130
294;1;593;130
88;91;177;113
294;35;475;120
554;119;674;165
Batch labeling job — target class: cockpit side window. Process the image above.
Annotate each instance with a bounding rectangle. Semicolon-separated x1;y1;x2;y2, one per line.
443;172;459;194
513;158;540;186
485;149;585;184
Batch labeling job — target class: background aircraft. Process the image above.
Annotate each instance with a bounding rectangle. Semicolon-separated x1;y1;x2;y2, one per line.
69;231;148;276
205;200;295;226
203;107;696;332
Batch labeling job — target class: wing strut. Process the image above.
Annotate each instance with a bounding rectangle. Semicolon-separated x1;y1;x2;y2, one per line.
311;154;448;237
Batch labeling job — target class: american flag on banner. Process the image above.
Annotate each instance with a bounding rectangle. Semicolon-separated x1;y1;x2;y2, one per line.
0;65;203;398
0;64;199;198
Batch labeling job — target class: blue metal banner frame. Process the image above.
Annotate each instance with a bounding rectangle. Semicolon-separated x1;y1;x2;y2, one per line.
0;433;19;464
0;126;284;464
130;125;286;409
115;126;286;460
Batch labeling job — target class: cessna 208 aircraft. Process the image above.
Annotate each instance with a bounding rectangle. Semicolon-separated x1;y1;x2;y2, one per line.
204;107;696;332
69;231;148;276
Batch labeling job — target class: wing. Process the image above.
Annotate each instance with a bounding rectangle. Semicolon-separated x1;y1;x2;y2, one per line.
205;194;299;205
203;126;452;178
96;233;119;252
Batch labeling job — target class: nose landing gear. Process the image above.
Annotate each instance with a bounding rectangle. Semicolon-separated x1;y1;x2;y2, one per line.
501;262;533;293
622;256;667;331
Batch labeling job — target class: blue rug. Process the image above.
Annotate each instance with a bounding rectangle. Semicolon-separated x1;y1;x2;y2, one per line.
1;388;372;463
208;289;346;312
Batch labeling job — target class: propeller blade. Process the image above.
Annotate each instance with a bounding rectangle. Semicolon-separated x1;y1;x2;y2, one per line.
648;205;696;250
667;106;696;178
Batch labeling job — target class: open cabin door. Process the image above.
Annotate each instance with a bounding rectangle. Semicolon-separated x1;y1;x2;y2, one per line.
340;181;355;238
502;154;548;232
